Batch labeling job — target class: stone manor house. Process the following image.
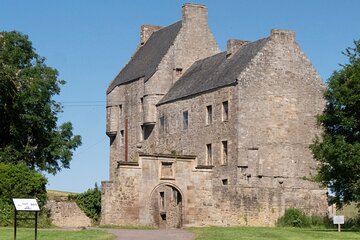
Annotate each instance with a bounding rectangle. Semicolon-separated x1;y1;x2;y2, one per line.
101;3;327;228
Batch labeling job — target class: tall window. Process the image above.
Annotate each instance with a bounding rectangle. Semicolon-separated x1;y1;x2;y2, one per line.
222;101;228;121
206;144;212;165
159;116;165;133
183;110;188;130
120;130;124;145
140;97;144;112
206;105;213;125
119;104;123;119
222;141;228;164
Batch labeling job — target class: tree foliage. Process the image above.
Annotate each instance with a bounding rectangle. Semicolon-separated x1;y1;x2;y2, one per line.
0;31;81;174
311;40;360;208
0;163;47;226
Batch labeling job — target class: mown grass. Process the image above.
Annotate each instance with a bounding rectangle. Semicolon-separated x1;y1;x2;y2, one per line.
188;226;360;240
0;227;115;240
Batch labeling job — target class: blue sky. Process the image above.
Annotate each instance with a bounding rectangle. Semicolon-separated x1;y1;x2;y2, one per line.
1;0;359;193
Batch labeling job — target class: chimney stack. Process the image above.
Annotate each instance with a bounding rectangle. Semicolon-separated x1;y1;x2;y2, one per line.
140;24;162;46
226;39;249;58
182;3;208;26
270;29;295;43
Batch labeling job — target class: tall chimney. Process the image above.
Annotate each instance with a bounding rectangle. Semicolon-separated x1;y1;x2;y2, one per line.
182;3;208;26
140;24;162;46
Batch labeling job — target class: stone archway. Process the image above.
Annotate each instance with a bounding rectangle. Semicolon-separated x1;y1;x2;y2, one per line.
149;184;183;228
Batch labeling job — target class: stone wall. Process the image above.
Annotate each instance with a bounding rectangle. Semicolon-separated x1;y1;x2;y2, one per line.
45;198;92;228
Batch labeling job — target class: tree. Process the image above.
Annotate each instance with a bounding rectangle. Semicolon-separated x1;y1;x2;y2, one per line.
311;40;360;208
0;31;81;174
0;163;47;226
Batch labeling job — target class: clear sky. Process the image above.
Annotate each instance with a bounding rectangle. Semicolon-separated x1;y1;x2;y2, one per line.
1;0;359;193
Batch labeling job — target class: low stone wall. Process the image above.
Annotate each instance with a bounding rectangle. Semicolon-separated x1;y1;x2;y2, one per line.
45;197;92;228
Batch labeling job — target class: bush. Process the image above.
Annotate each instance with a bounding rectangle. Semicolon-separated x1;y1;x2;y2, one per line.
277;208;311;228
71;184;101;224
0;163;50;227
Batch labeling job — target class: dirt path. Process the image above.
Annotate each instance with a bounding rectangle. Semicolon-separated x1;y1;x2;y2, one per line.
106;228;195;240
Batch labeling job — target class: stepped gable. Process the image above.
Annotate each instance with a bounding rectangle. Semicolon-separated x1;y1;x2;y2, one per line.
107;21;182;93
158;37;268;105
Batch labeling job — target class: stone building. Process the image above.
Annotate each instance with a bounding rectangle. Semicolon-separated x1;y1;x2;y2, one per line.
101;3;327;228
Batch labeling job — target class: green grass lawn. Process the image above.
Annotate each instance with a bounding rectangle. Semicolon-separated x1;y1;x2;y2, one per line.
0;228;114;240
189;227;360;240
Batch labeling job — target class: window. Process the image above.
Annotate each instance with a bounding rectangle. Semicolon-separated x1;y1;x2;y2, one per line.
182;111;188;130
160;191;165;210
119;104;123;119
206;144;212;165
159;116;165;133
140;98;144;112
206;105;212;125
222;101;228;121
120;130;124;145
175;68;183;77
222;141;228;164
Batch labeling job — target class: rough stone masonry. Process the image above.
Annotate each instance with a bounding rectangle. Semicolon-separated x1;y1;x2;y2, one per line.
101;3;328;228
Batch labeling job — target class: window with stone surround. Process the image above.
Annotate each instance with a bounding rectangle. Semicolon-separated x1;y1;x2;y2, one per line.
182;110;188;130
222;101;228;121
206;105;213;125
206;144;212;165
221;140;228;164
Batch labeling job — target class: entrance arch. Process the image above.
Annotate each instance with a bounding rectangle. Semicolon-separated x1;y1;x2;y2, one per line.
149;183;183;228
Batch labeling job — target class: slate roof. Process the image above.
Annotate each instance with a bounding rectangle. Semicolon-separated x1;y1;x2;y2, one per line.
107;21;182;93
158;37;269;105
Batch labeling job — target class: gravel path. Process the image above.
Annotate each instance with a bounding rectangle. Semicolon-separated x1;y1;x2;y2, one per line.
106;228;195;240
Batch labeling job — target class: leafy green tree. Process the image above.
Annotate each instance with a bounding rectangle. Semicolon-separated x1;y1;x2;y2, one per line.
311;40;360;208
0;163;47;226
0;31;81;174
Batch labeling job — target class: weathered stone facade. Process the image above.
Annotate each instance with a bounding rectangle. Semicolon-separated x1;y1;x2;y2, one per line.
102;3;327;228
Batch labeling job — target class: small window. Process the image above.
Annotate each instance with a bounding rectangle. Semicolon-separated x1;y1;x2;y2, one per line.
159;116;165;133
140;97;144;112
182;111;188;130
119;104;123;118
206;144;212;165
206;105;212;125
222;101;228;121
175;68;183;77
120;130;124;145
222;141;228;164
222;179;228;185
160;191;165;210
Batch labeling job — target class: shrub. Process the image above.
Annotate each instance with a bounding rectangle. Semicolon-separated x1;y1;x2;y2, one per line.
71;184;101;224
277;208;311;228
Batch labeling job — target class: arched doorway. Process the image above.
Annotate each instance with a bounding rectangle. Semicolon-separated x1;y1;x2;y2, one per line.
149;184;183;228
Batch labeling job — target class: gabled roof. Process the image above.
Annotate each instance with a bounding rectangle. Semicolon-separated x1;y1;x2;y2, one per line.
107;21;182;93
158;37;269;105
